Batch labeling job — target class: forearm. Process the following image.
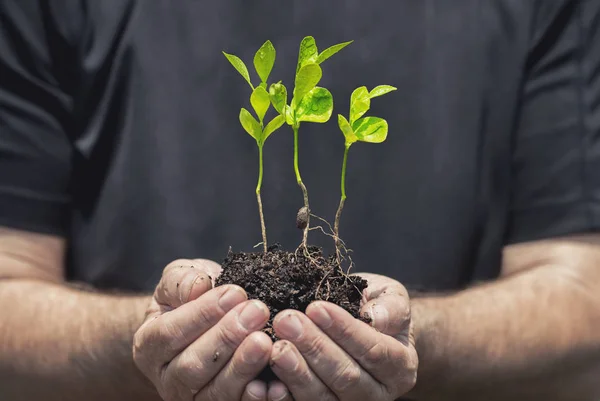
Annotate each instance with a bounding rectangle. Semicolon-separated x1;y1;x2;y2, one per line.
0;279;160;401
408;265;600;401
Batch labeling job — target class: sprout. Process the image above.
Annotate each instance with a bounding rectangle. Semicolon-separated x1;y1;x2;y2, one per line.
223;40;285;253
334;85;397;260
269;36;352;250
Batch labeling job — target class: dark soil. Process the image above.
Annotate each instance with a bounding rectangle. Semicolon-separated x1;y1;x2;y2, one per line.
215;244;368;340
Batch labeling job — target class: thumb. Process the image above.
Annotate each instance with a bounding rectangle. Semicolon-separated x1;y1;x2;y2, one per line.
154;258;221;308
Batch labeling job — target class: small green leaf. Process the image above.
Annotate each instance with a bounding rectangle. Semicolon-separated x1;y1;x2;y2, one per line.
263;114;286;141
239;107;262;141
297;36;319;72
295;87;333;123
349;86;371;124
223;52;253;89
338;114;357;144
352;116;388;143
254;40;276;84
369;85;397;99
293;63;322;109
285;106;295;125
316;40;353;64
269;83;288;115
250;86;270;123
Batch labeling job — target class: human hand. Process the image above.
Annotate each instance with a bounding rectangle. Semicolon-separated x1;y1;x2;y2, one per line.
267;273;417;401
133;259;273;401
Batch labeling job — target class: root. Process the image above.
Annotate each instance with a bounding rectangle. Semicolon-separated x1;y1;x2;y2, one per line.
298;213;361;301
315;269;331;300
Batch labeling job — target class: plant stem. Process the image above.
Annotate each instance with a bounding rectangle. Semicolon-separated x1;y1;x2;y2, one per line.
293;124;310;248
256;144;267;253
334;143;350;262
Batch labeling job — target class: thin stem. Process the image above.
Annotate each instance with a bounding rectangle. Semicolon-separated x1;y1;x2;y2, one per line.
293;124;310;248
334;143;350;263
256;145;267;253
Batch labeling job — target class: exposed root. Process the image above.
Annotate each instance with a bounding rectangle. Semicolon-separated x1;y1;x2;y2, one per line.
315;269;331;300
310;214;348;247
298;213;361;301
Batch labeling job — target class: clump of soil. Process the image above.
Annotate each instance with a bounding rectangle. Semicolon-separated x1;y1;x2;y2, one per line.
215;244;368;340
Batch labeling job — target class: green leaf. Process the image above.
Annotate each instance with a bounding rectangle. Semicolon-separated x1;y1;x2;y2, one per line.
316;40;353;64
250;86;270;123
239;108;262;141
369;85;397;99
352;116;388;143
338;114;357;144
297;36;319;72
293;63;322;109
349;86;371;124
263;114;285;141
254;40;276;84
269;83;288;115
295;87;333;123
285;105;295;125
223;52;253;89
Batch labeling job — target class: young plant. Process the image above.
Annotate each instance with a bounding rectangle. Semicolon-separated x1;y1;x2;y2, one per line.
269;36;352;249
223;41;286;253
335;85;397;260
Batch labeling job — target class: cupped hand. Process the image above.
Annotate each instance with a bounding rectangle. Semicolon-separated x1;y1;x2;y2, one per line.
267;273;417;401
133;259;272;401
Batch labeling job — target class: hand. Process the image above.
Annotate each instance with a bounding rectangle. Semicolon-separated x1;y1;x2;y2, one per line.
133;259;273;401
267;273;417;401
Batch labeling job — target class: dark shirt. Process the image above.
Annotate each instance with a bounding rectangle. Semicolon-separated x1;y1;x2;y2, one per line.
1;0;599;293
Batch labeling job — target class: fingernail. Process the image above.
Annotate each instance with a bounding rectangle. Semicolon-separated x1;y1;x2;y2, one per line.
246;380;266;399
218;287;246;311
277;313;303;340
238;301;267;330
180;274;202;303
272;342;298;372
243;336;267;364
269;382;289;401
310;303;332;329
369;304;389;331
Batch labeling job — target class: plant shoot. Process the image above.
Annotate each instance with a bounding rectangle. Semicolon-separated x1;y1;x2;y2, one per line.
335;84;397;260
269;36;352;250
223;41;286;253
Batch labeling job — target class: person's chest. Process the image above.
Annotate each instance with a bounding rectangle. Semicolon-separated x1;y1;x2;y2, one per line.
68;0;531;291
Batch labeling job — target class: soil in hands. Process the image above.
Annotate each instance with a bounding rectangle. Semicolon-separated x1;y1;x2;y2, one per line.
215;244;369;340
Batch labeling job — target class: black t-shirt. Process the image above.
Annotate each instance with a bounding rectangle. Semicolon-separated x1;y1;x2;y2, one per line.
1;0;599;292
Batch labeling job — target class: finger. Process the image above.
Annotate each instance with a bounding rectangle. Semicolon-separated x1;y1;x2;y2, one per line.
133;284;247;376
164;300;270;397
306;301;417;393
360;293;411;339
155;259;220;309
242;380;268;401
191;258;223;287
267;381;293;401
196;331;271;401
356;273;407;301
274;310;382;400
269;340;336;401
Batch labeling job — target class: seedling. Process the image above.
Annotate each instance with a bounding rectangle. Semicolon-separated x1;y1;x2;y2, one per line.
269;36;352;250
217;38;393;339
223;41;286;253
334;85;397;261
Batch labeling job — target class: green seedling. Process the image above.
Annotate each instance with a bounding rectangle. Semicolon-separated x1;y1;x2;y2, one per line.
269;36;352;250
335;84;397;261
223;41;286;253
